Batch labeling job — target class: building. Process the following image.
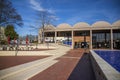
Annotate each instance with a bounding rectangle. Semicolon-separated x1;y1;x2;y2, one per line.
38;20;120;49
0;27;6;41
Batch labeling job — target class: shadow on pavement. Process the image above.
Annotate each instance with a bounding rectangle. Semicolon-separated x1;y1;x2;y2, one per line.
68;53;96;80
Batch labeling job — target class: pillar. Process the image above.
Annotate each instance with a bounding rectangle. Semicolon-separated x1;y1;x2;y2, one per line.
90;30;92;49
111;29;113;50
72;30;74;49
55;31;57;43
38;33;40;43
38;30;42;43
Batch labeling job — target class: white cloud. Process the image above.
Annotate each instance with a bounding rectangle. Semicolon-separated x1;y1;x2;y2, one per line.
29;0;45;11
47;9;55;14
29;0;55;14
49;15;60;20
29;0;59;26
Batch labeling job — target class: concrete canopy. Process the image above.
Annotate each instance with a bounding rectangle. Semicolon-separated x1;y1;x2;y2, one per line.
73;22;90;28
57;23;72;29
112;20;120;27
44;25;55;30
92;21;111;27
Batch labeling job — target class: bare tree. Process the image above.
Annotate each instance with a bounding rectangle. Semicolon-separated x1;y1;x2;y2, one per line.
0;0;23;26
31;10;56;43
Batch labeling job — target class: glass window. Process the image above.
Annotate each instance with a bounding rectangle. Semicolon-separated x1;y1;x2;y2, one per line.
74;31;90;36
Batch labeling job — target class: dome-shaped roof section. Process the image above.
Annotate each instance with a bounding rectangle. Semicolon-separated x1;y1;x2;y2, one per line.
44;25;55;30
112;20;120;27
92;21;111;27
73;22;90;28
57;23;72;29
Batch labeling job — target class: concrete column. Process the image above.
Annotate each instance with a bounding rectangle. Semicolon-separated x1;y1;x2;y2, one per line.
38;30;42;43
72;30;74;49
111;29;113;50
38;33;40;43
55;31;57;43
90;30;92;49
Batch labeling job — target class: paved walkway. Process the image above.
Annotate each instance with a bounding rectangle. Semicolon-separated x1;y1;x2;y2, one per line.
0;44;71;80
0;44;95;80
0;56;49;70
29;49;84;80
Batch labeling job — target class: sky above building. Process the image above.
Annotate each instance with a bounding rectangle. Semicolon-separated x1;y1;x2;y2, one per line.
11;0;120;36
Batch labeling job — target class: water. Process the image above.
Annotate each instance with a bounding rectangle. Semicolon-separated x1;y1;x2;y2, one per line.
94;50;120;72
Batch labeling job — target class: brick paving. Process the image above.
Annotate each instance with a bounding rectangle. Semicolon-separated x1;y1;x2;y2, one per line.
0;56;49;70
29;49;84;80
63;49;85;57
0;47;96;80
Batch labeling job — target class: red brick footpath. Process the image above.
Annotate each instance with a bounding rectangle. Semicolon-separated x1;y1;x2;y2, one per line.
29;49;84;80
0;56;49;70
0;49;86;80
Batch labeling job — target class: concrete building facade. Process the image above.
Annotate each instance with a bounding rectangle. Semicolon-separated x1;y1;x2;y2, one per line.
38;20;120;49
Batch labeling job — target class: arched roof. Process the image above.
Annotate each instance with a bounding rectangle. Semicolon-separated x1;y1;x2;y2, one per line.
92;21;111;27
44;25;55;30
57;23;72;29
112;20;120;27
73;22;90;28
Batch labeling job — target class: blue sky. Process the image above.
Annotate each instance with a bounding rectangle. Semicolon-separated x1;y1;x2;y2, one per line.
11;0;120;36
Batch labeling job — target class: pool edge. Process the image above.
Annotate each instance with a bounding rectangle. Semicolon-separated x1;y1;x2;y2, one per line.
90;50;120;80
